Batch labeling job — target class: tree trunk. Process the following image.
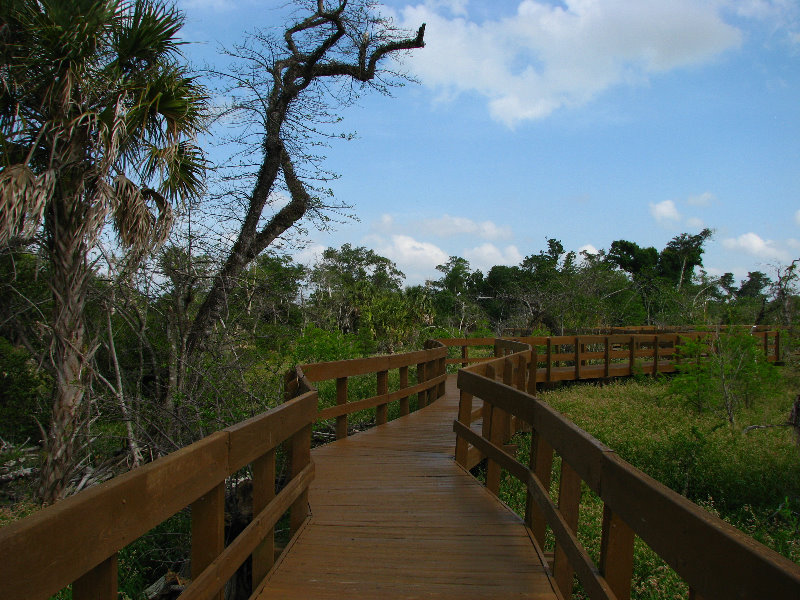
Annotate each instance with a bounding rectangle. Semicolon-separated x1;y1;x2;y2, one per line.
38;206;90;504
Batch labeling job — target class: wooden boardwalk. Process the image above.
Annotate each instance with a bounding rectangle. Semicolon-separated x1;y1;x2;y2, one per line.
254;375;560;599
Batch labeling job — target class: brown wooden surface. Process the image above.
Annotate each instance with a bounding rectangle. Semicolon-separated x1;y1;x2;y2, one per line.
0;393;317;600
254;375;560;599
457;351;800;600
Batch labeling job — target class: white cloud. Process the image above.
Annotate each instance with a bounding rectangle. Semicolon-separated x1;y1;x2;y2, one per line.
464;243;523;272
398;0;742;126
722;232;791;262
795;209;800;226
578;243;599;256
421;214;512;240
687;192;716;206
686;216;706;229
649;199;681;223
293;243;326;266
365;234;449;283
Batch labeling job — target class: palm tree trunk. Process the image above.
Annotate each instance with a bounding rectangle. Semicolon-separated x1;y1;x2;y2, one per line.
38;205;90;504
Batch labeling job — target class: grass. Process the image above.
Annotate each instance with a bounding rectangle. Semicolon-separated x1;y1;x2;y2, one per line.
489;375;800;598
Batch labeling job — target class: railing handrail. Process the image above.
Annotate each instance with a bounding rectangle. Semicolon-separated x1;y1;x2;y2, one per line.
290;341;448;440
453;340;800;599
437;330;780;374
0;391;318;600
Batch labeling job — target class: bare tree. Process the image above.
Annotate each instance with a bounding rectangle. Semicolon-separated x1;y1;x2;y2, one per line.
185;0;425;356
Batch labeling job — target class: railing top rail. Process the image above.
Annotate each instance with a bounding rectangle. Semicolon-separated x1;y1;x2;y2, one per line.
0;392;318;600
455;347;800;599
299;345;447;381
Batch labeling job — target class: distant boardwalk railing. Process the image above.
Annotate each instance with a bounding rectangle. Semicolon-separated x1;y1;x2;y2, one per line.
288;340;447;438
452;338;800;600
438;329;780;385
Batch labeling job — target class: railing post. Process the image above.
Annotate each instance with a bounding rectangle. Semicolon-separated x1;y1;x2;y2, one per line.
554;461;582;599
604;336;610;379
515;353;527;391
72;555;118;600
462;343;468;368
438;355;446;399
763;331;769;357
336;377;348;439
191;483;225;600
775;330;781;362
485;369;504;496
574;336;581;380
376;369;389;425
546;338;553;383
599;504;635;600
528;348;539;394
455;389;473;467
399;366;410;416
252;448;276;589
653;334;659;376
416;361;426;409
629;336;636;375
526;433;554;548
289;424;312;535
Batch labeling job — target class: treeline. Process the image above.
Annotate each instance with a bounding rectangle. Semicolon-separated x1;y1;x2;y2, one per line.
0;0;797;506
2;231;796;459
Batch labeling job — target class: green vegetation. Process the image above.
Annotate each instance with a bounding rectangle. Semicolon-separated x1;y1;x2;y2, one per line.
0;0;799;597
490;376;800;598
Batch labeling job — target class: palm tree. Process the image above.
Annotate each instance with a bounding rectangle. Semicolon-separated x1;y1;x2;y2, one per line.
0;0;207;503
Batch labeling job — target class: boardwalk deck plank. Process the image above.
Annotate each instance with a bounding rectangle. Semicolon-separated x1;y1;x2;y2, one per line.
254;375;560;599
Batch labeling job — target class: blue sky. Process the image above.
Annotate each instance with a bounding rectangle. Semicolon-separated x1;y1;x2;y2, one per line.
176;0;800;286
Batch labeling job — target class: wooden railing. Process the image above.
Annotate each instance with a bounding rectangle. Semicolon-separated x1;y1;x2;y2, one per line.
0;387;318;600
288;340;448;439
453;340;800;599
438;330;780;386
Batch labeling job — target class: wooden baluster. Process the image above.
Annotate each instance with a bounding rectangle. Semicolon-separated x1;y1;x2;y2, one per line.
500;357;513;441
336;376;348;439
546;338;553;383
416;361;426;409
653;334;659;376
763;331;769;357
629;336;636;375
426;358;435;405
515;353;527;391
484;364;504;495
528;348;539;395
252;449;276;589
289;424;312;535
599;504;635;600
553;461;582;599
526;433;554;549
688;588;707;600
73;555;118;600
604;336;611;379
574;336;581;380
439;356;446;398
462;343;468;368
399;366;410;416
191;483;225;600
455;389;473;467
376;369;389;425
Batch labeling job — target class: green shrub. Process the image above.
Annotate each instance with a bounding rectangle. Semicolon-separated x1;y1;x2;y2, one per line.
0;337;51;443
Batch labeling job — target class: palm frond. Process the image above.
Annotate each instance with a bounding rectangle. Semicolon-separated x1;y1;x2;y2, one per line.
0;164;54;244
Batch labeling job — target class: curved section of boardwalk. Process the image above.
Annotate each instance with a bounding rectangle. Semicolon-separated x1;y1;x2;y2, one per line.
254;375;559;599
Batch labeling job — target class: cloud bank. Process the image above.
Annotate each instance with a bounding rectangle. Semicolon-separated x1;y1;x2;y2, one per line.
397;0;742;126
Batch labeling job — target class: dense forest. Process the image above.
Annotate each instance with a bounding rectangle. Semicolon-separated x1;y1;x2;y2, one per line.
0;0;798;512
